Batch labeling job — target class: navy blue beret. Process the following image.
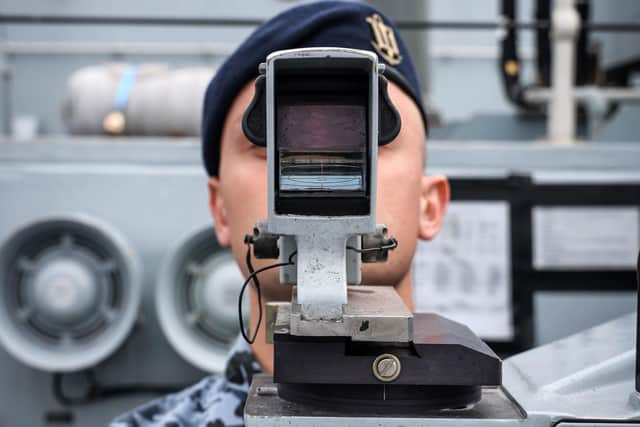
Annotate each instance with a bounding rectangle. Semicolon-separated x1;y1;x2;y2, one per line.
202;0;427;177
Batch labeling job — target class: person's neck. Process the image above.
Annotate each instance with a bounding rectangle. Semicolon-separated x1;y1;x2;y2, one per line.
249;270;415;373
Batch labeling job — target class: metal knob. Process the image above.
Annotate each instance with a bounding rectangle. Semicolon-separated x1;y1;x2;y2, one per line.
372;353;401;382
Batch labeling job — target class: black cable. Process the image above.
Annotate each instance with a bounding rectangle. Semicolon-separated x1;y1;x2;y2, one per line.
238;239;296;345
237;236;395;344
237;236;394;344
346;238;398;253
240;240;258;344
52;372;78;406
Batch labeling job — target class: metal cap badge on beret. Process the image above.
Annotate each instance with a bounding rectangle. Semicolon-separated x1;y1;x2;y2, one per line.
202;0;427;177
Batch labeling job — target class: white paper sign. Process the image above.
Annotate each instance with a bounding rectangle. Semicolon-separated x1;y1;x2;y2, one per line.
412;201;514;341
533;206;640;270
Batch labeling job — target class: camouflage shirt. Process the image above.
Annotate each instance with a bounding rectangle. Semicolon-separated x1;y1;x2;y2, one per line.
110;337;261;427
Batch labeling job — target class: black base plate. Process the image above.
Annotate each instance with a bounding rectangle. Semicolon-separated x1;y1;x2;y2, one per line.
273;313;502;411
274;313;502;386
278;383;481;412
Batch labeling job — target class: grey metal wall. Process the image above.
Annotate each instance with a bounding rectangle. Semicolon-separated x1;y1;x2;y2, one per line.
0;139;214;426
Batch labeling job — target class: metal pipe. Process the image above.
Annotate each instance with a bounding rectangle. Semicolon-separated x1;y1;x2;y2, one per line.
2;14;640;32
0;51;11;137
0;41;235;56
636;250;639;393
0;15;265;27
1;41;533;61
525;87;640;103
548;0;580;145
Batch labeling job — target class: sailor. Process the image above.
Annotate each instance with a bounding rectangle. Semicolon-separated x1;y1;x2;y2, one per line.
111;2;449;426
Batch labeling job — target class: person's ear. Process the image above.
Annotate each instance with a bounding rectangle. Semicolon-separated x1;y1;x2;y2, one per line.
418;175;450;241
207;177;231;247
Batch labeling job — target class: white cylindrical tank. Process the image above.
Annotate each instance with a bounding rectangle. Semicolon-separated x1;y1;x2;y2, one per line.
63;63;214;136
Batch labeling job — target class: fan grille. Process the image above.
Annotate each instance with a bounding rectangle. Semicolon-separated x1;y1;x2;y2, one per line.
0;216;141;371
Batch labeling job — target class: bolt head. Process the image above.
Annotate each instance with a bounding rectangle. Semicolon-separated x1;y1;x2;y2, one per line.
372;353;401;382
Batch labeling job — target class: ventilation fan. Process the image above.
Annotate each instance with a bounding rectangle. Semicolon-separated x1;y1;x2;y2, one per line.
156;227;248;373
0;215;142;372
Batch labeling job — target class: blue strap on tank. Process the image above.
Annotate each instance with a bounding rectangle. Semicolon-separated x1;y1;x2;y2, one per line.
113;65;138;112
